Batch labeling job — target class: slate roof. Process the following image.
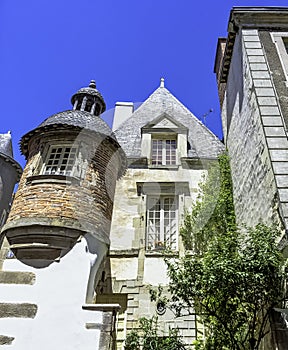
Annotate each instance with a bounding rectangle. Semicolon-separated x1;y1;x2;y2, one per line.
39;110;116;139
0;132;23;179
0;132;13;158
114;86;224;159
71;84;106;111
20;110;118;155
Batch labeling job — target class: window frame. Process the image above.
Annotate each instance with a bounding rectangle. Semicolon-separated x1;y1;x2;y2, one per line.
41;144;79;177
146;195;178;251
272;32;288;85
151;136;177;166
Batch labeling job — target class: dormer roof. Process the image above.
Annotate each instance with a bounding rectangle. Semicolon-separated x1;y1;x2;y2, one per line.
142;112;188;133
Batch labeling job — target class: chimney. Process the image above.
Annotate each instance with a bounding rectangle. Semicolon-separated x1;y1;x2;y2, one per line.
112;102;134;131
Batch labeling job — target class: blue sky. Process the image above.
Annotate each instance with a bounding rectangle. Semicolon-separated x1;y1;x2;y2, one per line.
1;0;288;167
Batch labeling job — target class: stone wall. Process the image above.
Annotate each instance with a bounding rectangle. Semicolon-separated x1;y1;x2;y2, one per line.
100;164;210;348
222;29;281;228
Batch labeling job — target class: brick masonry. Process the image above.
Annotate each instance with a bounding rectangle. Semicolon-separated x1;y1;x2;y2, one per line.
4;129;122;247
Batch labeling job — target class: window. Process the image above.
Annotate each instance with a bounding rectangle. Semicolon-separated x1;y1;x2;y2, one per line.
272;32;288;83
42;146;77;176
283;37;288;54
151;138;176;166
146;196;178;251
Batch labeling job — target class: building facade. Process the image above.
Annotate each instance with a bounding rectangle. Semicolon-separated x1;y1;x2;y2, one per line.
0;80;223;349
214;6;288;348
97;79;224;348
4;6;288;349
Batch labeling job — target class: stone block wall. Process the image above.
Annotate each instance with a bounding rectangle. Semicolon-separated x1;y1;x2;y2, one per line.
222;29;283;228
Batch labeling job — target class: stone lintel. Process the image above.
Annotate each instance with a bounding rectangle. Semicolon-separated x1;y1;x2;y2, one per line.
82;304;121;312
85;323;111;331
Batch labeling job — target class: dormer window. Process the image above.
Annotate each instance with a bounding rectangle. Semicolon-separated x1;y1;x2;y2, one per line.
151;137;177;166
42;145;78;176
141;113;188;167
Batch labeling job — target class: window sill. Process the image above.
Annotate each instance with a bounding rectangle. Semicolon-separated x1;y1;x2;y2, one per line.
148;165;179;170
26;174;80;186
145;250;179;257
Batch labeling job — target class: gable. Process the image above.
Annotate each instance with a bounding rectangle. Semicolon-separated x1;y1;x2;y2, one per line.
153;117;177;128
142;113;187;133
114;86;224;159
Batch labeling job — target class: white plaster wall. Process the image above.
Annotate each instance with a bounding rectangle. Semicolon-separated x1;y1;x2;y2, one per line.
0;238;102;350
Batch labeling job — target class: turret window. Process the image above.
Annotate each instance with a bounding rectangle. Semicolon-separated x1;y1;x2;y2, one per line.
42;146;77;176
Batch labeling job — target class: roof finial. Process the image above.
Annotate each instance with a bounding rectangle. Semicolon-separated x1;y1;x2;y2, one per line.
160;77;165;88
89;80;96;89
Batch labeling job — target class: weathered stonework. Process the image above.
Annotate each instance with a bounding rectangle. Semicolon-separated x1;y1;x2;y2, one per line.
215;7;288;348
0;335;15;345
220;29;281;228
0;303;37;318
0;271;35;285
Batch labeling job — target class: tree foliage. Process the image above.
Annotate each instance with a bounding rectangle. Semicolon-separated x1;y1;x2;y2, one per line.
166;153;286;350
125;316;187;350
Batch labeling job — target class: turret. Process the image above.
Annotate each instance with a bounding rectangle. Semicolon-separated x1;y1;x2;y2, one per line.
1;81;126;268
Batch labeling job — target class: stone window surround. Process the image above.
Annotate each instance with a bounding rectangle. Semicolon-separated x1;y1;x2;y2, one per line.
146;194;178;251
141;119;188;167
141;130;181;168
151;136;177;166
41;144;78;176
137;182;190;253
34;141;86;180
271;32;288;87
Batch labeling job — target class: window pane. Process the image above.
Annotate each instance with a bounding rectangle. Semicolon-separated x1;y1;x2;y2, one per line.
165;140;176;165
43;146;77;176
152;140;163;165
146;196;178;250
